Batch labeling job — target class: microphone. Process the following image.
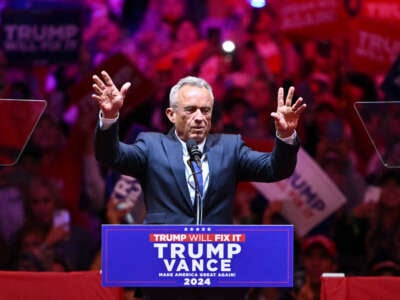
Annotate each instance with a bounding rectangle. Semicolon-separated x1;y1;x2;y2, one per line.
186;138;203;225
186;138;202;168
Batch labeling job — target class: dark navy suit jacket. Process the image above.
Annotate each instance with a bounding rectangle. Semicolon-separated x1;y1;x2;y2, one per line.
95;122;299;225
95;122;299;299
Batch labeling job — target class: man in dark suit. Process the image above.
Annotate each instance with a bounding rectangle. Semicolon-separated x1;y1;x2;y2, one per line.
92;71;306;300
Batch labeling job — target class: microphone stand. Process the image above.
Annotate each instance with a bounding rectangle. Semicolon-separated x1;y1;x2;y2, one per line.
187;159;203;225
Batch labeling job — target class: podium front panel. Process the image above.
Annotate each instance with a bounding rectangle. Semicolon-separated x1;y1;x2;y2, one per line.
101;224;293;288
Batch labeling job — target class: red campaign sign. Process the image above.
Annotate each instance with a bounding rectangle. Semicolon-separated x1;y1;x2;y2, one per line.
68;53;155;124
348;17;400;74
278;0;346;40
358;0;400;21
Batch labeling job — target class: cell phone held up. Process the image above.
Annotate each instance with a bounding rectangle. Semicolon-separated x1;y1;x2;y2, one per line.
53;209;70;231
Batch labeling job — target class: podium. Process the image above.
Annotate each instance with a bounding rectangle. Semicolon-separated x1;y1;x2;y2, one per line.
0;271;121;300
321;275;400;300
101;224;293;288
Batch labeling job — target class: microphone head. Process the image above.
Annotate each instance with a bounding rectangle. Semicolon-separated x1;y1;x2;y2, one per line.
186;138;202;161
186;138;197;150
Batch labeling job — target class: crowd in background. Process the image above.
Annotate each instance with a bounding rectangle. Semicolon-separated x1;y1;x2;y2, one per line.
1;0;400;299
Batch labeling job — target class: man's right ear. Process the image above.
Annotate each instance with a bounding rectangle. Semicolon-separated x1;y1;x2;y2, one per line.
165;107;176;124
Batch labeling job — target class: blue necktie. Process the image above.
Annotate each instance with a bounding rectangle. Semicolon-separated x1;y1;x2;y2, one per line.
191;161;203;196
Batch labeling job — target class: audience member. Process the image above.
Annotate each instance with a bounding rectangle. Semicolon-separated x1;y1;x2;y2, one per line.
15;176;97;270
0;233;10;269
365;171;400;268
369;259;400;276
280;235;338;300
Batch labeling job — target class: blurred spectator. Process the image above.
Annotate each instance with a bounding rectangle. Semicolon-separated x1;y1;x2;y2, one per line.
155;18;208;88
120;0;149;34
15;176;97;270
247;5;299;83
231;179;262;225
0;172;25;247
10;224;52;271
91;175;144;299
300;40;341;88
369;259;400;276
11;223;69;270
192;26;232;100
102;122;148;223
314;135;365;211
334;71;379;174
28;112;104;233
366;103;400;181
45;63;88;121
334;170;400;275
172;17;202;51
201;0;251;52
158;0;187;27
0;233;10;269
13;251;46;271
222;96;251;134
245;75;275;114
0;145;43;247
365;170;400;268
5;81;32;99
227;41;267;87
107;175;146;225
84;13;126;67
302;94;342;157
244;75;277;138
280;235;338;300
90;196;134;270
235;193;268;225
263;200;287;226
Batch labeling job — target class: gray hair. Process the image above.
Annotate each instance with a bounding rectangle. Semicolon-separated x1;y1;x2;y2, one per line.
169;76;214;108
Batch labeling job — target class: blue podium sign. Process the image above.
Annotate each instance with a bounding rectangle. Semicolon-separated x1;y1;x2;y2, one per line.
101;225;293;288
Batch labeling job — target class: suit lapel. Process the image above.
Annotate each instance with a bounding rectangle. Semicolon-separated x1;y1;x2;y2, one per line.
163;129;193;211
203;134;222;208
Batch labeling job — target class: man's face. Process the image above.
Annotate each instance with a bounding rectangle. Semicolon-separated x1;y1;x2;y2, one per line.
166;85;213;143
29;185;56;226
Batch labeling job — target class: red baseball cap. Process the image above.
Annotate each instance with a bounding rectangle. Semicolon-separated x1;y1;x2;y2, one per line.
302;235;337;258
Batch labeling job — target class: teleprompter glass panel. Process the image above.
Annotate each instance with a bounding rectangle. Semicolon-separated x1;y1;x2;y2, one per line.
354;101;400;168
0;99;46;166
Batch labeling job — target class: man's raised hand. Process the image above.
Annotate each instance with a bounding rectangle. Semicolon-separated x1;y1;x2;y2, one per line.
270;86;306;138
92;70;131;118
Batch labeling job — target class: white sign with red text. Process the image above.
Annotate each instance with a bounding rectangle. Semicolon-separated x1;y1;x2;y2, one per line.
252;148;346;237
